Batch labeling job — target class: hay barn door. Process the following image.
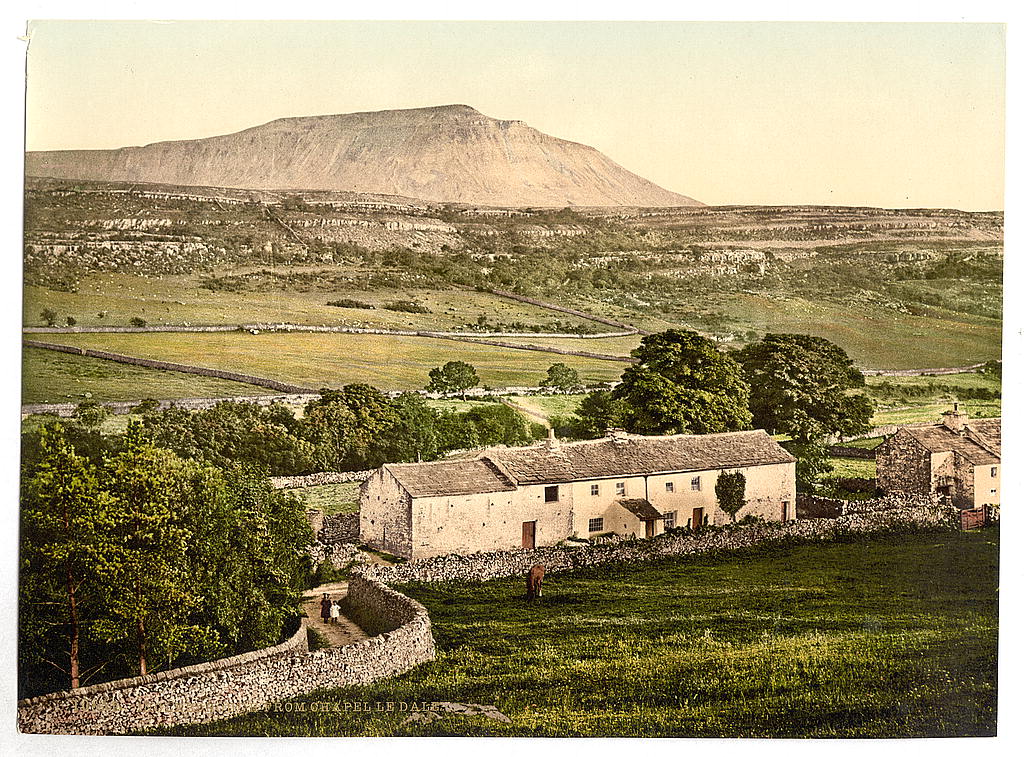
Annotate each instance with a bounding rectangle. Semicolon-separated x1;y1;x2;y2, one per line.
692;507;704;531
645;520;655;538
522;521;536;549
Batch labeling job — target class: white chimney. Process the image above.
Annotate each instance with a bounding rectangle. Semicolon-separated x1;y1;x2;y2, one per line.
546;427;560;450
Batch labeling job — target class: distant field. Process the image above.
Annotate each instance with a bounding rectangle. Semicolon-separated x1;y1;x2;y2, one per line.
505;394;586;421
291;483;360;515
22;345;265;404
826;457;877;478
170;530;998;737
715;293;1000;370
23;273;613;333
872;401;1001;427
36;332;628;392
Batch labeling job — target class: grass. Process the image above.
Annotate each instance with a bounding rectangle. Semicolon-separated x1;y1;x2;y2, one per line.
872;401;1002;427
292;483;361;515
22;345;267;404
504;394;586;421
35;332;628;391
23;272;612;333
166;529;998;737
838;437;884;450
825;457;877;478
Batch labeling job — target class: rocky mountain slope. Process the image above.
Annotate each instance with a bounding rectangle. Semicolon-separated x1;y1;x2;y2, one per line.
26;104;701;207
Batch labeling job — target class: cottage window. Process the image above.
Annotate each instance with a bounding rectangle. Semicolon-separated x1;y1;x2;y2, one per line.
665;481;674;493
991;467;998;477
691;476;701;491
616;482;626;496
590;484;600;496
991;489;997;496
544;485;559;502
588;517;604;533
664;510;677;529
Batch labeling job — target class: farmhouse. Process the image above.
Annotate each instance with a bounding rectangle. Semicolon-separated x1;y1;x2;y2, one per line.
876;406;1001;510
360;429;797;559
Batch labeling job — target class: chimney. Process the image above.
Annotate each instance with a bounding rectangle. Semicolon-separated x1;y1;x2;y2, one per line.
941;403;968;434
606;427;629;444
546;427;561;450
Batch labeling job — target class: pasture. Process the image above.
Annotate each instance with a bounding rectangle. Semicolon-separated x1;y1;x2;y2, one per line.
35;332;628;392
291;482;361;515
22;345;265;404
168;529;998;738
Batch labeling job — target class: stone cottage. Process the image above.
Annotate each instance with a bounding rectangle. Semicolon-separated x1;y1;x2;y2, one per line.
360;429;797;559
875;406;1001;510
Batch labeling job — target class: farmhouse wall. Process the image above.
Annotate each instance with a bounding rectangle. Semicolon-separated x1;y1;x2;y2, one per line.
358;494;958;586
18;575;435;736
876;430;932;494
361;469;414;558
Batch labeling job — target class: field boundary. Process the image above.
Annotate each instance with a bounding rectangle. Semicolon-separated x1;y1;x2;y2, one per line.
24;324;636;339
24;340;315;394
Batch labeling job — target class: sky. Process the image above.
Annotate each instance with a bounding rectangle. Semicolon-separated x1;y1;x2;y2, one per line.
23;20;1007;210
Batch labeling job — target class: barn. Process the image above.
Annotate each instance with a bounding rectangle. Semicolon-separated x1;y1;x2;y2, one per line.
359;428;797;559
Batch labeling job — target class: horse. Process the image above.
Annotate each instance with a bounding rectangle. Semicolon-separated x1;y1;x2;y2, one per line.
526;564;545;601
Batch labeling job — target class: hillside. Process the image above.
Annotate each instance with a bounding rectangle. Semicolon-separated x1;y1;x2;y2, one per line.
25;105;701;208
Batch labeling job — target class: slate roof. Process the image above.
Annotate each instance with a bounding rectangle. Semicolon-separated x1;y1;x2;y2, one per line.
902;418;1001;466
483;430;795;486
384;459;517;497
617;498;665;520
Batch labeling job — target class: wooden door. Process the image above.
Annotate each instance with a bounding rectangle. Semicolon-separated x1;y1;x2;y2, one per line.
522;521;536;549
645;520;655;538
781;501;790;521
692;507;704;531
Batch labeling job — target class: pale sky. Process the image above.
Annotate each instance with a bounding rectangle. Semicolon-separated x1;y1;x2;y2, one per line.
24;20;1005;210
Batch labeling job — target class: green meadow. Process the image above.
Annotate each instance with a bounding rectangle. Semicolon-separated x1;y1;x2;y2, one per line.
167;529;998;737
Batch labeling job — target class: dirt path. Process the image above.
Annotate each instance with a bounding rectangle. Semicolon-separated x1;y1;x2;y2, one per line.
302;581;368;647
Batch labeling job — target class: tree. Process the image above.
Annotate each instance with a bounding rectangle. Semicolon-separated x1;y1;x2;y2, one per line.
612;330;752;435
129;316;147;328
40;308;58;327
65;316;77;327
540;363;583;392
715;471;746;522
426;361;480;400
131;398;161;415
787;440;834;493
74;400;110;429
736;334;873;442
20;425;113;691
571;391;629;438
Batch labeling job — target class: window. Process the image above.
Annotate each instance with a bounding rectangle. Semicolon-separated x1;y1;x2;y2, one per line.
591;484;600;496
992;467;998;477
616;482;626;496
664;510;676;529
544;485;559;502
665;481;674;493
588;517;604;533
991;489;997;496
691;476;701;491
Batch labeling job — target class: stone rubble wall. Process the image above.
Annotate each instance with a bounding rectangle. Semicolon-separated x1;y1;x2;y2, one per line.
357;494;959;585
17;575;435;735
271;470;373;489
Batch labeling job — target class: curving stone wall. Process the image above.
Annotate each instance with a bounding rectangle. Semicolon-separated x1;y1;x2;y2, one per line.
17;575;435;735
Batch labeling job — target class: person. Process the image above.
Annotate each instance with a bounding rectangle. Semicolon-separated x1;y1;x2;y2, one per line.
320;593;332;625
330;599;341;625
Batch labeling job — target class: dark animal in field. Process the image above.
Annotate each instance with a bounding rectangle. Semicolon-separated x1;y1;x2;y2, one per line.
526;564;545;601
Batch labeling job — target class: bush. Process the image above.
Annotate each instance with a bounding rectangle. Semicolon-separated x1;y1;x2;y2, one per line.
129;316;148;328
326;299;375;309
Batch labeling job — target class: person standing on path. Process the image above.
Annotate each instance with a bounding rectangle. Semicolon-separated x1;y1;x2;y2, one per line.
320;593;332;625
330;600;341;625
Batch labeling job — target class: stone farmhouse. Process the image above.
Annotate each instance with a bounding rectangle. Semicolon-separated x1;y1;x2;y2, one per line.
876;406;1001;510
360;429;797;559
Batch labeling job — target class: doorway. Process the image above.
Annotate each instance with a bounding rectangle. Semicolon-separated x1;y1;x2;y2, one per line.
692;507;704;531
522;520;536;549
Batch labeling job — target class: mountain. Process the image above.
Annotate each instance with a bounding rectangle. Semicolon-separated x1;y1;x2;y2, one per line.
25;104;701;207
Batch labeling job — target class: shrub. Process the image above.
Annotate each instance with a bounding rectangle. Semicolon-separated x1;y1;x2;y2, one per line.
326;299;375;309
129;316;148;328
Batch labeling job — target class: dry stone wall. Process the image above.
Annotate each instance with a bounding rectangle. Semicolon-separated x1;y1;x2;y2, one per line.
18;575;435;735
357;494;959;585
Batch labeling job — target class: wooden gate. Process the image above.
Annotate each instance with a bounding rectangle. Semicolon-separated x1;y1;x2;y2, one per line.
960;508;986;531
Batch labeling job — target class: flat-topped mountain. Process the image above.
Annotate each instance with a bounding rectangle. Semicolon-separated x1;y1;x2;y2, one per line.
25;104;701;207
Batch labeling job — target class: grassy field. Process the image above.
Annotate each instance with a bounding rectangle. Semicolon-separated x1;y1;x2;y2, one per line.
34;332;628;393
22;345;266;404
291;483;361;515
169;529;997;738
714;293;1000;370
872;401;1001;426
825;457;877;478
23;273;613;333
504;394;586;421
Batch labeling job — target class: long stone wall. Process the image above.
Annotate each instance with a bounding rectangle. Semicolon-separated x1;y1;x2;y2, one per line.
357;494;959;585
17;575;435;735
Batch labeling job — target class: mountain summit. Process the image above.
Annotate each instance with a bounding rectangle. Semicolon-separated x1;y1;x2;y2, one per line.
25;105;701;207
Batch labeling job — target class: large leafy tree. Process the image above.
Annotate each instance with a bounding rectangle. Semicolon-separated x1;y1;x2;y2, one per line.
735;333;873;442
540;363;583;392
570;391;630;438
612;330;753;435
426;360;480;399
